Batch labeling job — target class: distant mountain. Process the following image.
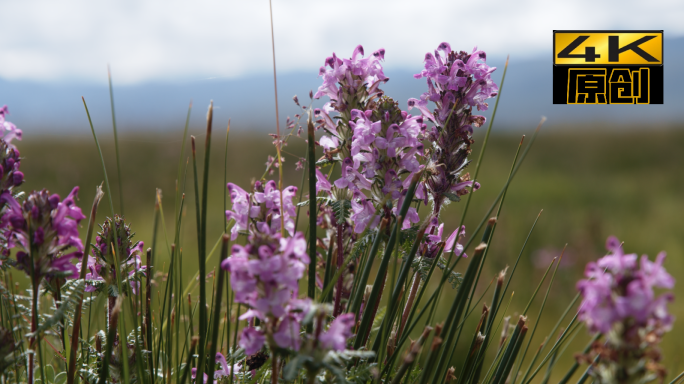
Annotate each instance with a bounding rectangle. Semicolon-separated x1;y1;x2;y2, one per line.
1;37;682;134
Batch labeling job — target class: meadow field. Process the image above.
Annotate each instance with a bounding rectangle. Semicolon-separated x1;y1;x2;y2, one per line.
10;123;684;381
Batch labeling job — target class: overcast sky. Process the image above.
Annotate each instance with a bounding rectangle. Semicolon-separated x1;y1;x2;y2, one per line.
2;0;682;85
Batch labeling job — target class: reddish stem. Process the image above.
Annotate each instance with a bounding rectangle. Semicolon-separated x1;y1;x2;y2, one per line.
398;273;421;339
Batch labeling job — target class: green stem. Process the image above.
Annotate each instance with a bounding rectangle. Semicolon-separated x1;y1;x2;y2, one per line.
307;114;317;301
107;65;124;215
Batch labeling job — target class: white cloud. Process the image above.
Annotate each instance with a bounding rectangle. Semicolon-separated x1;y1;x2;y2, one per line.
1;0;682;84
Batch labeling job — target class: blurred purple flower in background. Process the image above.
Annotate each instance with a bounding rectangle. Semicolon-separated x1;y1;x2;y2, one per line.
577;236;674;334
576;236;675;382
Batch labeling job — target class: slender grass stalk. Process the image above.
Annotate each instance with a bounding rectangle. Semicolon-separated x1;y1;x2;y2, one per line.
268;0;285;239
669;371;684;384
177;102;193;217
145;247;154;383
82;96;125;384
66;186;104;384
428;242;488;384
456;307;488;384
390;327;432;384
221;123;230;369
229;302;241;384
180;337;198;384
576;353;600;384
207;235;230;382
383;123;543;377
480;292;516;383
111;243;131;384
195;101;214;382
107;65;124;215
432;136;525;383
354;176;419;350
155;192;184;380
518;293;581;384
522;315;581;384
307;113;317;301
557;333;601;384
511;248;565;383
164;243;177;381
373;221;428;356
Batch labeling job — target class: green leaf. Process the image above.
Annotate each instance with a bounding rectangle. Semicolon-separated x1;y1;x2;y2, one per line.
54;371;67;384
29;280;85;337
443;192;461;202
44;363;55;383
371;306;387;331
296;196;333;207
315;158;338;167
107;284;119;298
331;199;352;225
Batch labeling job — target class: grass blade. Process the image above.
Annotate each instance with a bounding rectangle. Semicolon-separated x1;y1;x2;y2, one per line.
207;235;230;382
66;186;104;384
107;66;124;215
307;113;317;300
354;175;419;350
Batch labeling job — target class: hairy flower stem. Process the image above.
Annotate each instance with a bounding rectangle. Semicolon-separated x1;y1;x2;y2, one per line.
145;248;153;381
333;223;344;316
108;295;117;335
271;355;279;384
28;280;38;384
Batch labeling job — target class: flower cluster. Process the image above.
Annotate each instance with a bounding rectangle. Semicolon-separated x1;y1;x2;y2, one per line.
0;140;23;195
1;187;85;281
317;98;428;233
577;236;675;334
0;106;22;146
225;180;297;241
576;236;675;382
419;217;466;259
314;45;387;161
222;230;310;354
409;44;496;214
342;97;428;233
224;180;311;355
0;107;23;267
79;215;146;294
314;44;387;111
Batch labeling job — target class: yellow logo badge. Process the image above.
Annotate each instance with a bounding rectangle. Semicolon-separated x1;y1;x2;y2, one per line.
553;31;663;104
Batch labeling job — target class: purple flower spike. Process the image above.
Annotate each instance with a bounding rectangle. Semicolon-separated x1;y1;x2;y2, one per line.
576;236;675;382
577;236;675;334
2;188;85;281
411;44;497;215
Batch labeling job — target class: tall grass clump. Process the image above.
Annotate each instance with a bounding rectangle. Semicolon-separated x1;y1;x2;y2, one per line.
0;37;679;384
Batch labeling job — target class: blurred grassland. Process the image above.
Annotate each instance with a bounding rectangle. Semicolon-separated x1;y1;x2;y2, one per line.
12;124;684;380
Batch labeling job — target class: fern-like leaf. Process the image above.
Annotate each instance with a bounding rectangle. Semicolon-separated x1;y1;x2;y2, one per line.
331;199;352;226
28;280;85;337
